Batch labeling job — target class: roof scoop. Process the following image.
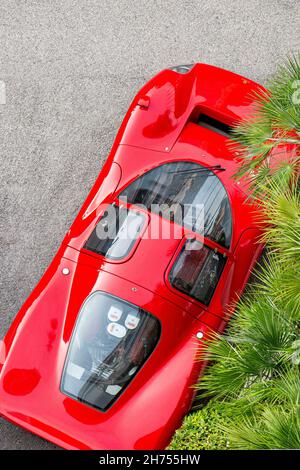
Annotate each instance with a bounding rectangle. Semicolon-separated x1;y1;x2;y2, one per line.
168;64;194;74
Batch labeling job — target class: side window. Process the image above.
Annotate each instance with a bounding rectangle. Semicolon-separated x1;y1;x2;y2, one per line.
120;162;232;248
169;239;226;306
84;204;145;260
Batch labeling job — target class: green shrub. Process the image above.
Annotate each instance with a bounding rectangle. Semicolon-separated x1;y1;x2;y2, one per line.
168;402;231;450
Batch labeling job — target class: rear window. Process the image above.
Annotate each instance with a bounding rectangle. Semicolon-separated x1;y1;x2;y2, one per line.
61;292;160;411
120;161;232;248
169;239;226;305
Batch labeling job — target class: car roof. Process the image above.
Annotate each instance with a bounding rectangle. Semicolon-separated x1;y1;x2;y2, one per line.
63;64;263;315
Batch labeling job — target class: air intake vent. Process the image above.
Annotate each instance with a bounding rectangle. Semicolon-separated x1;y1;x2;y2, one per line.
197;114;233;138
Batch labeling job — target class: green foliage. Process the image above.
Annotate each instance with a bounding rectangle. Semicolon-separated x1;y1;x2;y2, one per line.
261;55;300;132
229;407;300;449
256;252;300;320
198;295;296;403
170;55;300;450
168;401;231;450
231;54;300;186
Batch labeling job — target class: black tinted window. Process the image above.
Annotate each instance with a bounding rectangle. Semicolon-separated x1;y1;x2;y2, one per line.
120;162;231;248
84;205;145;260
169;239;226;305
61;292;160;411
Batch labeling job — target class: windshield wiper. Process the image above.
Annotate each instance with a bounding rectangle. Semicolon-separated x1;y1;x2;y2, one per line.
168;165;226;174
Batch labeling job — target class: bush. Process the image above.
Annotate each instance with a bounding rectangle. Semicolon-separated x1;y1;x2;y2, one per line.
168;401;231;450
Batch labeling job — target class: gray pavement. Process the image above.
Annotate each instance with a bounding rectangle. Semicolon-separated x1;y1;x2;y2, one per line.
0;0;299;450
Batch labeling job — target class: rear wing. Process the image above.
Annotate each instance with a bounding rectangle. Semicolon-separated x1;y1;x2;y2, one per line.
117;63;265;153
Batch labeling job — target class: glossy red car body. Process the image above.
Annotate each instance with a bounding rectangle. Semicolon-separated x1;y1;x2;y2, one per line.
0;64;266;450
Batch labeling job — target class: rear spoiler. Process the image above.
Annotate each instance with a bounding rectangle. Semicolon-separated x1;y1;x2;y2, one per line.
117;63;265;153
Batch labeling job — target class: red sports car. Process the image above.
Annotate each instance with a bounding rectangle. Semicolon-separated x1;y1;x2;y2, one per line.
0;63;265;450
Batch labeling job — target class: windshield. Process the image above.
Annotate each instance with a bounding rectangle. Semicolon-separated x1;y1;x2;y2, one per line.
119;161;232;248
61;292;161;411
